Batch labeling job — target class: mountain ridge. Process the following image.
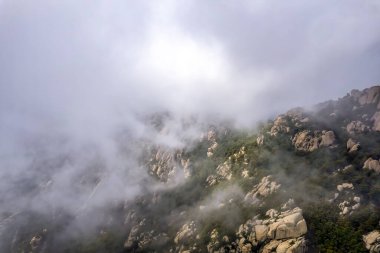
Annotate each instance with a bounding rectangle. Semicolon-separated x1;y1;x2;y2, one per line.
2;85;380;253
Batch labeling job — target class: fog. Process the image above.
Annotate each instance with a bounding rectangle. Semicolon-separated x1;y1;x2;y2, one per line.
0;0;380;247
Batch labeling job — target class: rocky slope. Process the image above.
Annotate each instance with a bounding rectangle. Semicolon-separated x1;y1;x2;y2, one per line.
2;86;380;253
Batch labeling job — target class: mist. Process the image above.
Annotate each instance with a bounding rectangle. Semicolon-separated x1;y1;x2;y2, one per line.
1;0;380;250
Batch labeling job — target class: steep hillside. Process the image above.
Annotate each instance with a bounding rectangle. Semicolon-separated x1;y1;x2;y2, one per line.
3;86;380;253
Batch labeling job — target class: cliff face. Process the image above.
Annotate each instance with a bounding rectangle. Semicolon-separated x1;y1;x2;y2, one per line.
2;86;380;253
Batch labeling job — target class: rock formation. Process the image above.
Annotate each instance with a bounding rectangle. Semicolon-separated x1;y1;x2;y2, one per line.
363;230;380;253
363;158;380;173
235;207;307;253
292;130;336;152
244;176;281;204
346;121;370;135
347;138;360;153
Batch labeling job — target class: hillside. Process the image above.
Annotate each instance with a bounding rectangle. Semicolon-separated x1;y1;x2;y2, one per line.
2;86;380;253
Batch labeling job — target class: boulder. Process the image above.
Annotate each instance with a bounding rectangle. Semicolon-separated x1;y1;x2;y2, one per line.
266;208;307;240
347;138;360;153
292;130;336;152
320;131;336;146
346;121;369;135
363;230;380;253
363;158;380;173
337;183;354;192
255;225;269;242
352;86;380;105
276;237;307;253
262;240;281;253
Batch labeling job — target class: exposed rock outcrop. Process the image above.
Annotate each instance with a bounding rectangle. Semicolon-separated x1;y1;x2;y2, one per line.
270;116;291;136
347;138;360;153
234;207;307;253
346;121;370;135
149;148;192;182
363;230;380;253
363;158;380;173
244;176;281;204
257;134;265;146
206;146;249;186
205;129;218;157
174;221;198;245
351;86;380;106
124;218;169;250
292;130;336;152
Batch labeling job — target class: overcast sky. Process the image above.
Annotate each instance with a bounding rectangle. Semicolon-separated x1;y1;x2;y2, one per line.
0;0;380;221
1;0;380;135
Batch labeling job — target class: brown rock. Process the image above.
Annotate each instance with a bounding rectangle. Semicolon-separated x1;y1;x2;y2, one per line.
363;158;380;173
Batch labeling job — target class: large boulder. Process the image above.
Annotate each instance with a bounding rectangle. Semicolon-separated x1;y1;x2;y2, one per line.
236;207;307;253
276;237;307;253
320;130;336;146
363;230;380;253
292;130;336;152
351;86;380;105
346;121;370;135
363;158;380;173
347;138;360;153
266;208;308;240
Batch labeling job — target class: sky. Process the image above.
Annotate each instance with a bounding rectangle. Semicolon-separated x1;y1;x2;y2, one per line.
0;0;380;233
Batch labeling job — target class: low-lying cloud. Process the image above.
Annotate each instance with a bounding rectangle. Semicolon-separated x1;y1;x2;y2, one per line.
0;0;380;243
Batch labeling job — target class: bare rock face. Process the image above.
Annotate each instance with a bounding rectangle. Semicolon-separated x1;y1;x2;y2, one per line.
205;129;218;157
205;161;232;187
257;134;265;146
275;237;307;253
363;158;380;173
235;207;307;253
292;130;336;152
244;176;281;204
174;221;198;245
363;230;380;253
371;112;380;132
206;229;220;253
351;86;380;106
206;146;249;186
346;121;370;135
149;148;192;182
216;162;233;181
124;218;169;250
172;221;201;253
270;116;291;136
265;207;308;240
347;138;360;153
320;130;336;146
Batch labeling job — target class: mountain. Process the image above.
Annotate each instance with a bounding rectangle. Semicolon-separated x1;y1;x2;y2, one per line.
2;86;380;253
